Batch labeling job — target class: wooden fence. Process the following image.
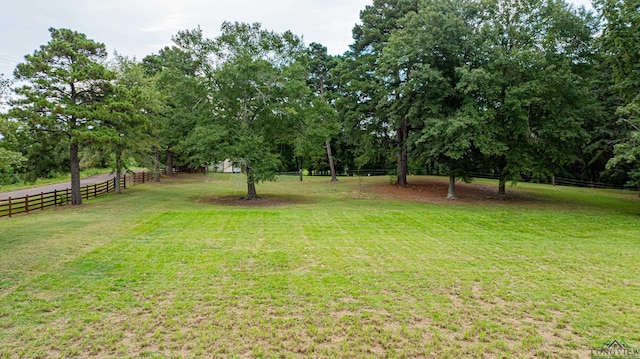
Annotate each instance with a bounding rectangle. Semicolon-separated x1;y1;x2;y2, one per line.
132;171;153;184
0;172;151;218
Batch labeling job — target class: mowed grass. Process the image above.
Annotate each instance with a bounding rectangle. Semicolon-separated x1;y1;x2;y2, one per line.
0;174;638;358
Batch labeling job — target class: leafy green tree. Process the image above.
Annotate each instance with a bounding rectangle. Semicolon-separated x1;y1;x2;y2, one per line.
302;42;341;181
101;55;161;192
142;28;213;175
0;76;20;185
574;51;626;185
472;0;595;195
334;54;392;172
381;0;492;198
1;118;69;182
0;148;25;185
195;22;307;199
2;63;72;184
8;28;114;204
0;115;26;185
371;0;595;197
597;0;640;187
344;0;420;184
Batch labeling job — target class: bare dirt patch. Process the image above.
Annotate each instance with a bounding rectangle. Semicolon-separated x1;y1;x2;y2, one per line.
368;177;543;205
196;194;311;207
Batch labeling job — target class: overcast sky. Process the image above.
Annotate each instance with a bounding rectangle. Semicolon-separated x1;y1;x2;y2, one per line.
0;0;593;78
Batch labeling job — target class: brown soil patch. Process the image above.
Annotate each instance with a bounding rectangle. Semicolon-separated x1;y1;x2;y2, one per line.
196;194;310;207
369;177;543;204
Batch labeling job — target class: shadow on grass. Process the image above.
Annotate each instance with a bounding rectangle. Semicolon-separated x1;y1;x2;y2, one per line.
369;177;640;216
193;194;314;207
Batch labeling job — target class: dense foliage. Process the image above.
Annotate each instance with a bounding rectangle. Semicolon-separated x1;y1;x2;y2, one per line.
4;28;114;203
1;0;638;197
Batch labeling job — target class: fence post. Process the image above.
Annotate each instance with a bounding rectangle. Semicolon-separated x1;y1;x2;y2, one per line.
54;189;58;207
25;194;29;214
41;192;44;210
8;197;11;218
66;188;70;205
94;183;98;198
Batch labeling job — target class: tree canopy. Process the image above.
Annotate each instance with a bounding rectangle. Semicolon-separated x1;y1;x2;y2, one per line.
7;28;114;204
205;22;307;199
1;1;638;199
598;0;640;187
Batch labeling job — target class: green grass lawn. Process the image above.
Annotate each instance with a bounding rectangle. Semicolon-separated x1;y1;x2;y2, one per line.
0;174;638;358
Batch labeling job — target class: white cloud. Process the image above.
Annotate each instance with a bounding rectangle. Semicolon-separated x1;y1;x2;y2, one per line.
1;0;371;76
0;0;595;78
140;13;191;33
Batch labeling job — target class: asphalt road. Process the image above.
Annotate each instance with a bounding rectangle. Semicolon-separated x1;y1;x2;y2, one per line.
0;173;118;200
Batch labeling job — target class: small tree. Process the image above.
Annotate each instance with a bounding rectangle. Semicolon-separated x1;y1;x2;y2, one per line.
0;149;25;185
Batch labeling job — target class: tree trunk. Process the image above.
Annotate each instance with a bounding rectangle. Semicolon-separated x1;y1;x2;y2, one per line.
326;140;338;182
115;149;122;194
496;157;507;196
70;143;82;205
245;165;259;199
446;174;457;200
153;146;161;182
167;150;174;176
498;173;506;196
395;117;409;186
319;82;338;182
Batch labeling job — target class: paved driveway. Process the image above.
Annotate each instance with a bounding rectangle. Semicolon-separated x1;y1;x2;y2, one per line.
0;173;118;200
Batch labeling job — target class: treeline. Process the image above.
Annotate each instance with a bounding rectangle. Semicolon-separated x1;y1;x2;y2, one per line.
0;0;638;201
